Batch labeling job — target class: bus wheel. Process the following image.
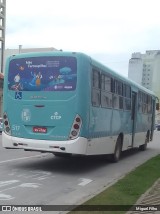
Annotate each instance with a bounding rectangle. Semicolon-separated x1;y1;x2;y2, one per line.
139;132;149;151
110;136;122;162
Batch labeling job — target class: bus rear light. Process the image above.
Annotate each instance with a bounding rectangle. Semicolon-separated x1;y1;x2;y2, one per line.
3;112;11;135
6;127;11;133
74;124;79;130
69;114;82;140
3;114;7;120
4;121;8;126
71;130;78;136
76;117;81;123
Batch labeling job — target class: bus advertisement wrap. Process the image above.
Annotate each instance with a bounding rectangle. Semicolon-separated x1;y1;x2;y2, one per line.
8;56;77;92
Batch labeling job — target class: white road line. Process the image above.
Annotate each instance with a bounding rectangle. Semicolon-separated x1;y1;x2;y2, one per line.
78;178;92;186
19;183;41;188
0;180;19;188
0;182;41;193
0;155;43;164
0;193;14;200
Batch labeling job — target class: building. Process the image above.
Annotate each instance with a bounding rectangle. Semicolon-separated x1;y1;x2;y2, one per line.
128;52;143;85
128;50;160;124
128;50;160;91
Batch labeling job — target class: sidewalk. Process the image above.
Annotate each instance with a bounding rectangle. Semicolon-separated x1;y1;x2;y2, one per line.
127;178;160;214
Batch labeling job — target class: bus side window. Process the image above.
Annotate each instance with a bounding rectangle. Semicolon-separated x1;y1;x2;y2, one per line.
113;79;123;110
138;91;152;114
92;69;101;107
101;74;112;108
147;95;152;113
138;91;142;112
118;81;123;110
119;96;123;109
156;103;159;111
142;93;147;114
101;91;112;108
124;84;131;110
113;94;119;109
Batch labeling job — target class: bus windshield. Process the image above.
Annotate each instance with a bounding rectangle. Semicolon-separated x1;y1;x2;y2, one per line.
8;56;77;91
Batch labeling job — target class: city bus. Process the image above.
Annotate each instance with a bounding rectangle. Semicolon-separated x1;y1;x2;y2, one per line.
2;51;157;162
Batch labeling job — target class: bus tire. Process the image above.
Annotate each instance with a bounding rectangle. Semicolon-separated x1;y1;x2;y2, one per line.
110;136;122;163
139;132;149;151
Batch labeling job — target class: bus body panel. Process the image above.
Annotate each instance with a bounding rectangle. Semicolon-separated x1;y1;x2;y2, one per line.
87;57;156;153
2;51;157;158
5;98;76;140
3;53;90;142
2;132;88;154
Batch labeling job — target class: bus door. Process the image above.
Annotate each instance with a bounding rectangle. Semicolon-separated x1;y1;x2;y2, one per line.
131;91;137;146
150;99;156;140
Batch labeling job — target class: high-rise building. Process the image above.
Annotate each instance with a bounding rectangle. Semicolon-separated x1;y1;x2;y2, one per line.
128;50;160;95
128;50;160;124
128;52;143;85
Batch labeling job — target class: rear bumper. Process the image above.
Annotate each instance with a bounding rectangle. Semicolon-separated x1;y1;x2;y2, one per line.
2;132;88;155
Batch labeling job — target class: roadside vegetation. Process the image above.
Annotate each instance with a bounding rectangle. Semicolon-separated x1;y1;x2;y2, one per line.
69;154;160;214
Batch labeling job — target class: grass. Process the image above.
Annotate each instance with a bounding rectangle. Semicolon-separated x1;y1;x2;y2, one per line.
69;154;160;214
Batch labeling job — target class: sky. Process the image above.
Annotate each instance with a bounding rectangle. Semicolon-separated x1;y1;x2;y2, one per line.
5;0;160;77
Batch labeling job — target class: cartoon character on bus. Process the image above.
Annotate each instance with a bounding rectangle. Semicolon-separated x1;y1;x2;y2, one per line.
30;72;37;86
11;73;23;91
36;72;42;86
30;71;43;87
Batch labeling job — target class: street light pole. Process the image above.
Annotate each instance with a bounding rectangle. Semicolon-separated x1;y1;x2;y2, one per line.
0;0;6;73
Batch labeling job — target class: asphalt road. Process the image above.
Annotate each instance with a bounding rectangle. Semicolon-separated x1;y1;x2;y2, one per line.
0;131;160;213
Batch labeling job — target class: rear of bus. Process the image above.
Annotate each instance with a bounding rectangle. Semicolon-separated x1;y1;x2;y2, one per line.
2;52;90;155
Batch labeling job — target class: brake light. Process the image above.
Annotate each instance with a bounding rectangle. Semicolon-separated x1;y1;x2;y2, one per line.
74;124;79;129
69;115;82;140
3;112;11;135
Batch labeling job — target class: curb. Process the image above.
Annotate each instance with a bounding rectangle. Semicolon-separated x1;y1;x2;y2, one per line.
127;178;160;214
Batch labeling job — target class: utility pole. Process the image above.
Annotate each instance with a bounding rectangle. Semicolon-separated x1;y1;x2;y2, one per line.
0;0;6;73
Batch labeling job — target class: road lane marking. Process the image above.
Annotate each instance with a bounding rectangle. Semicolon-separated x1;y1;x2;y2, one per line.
0;193;14;200
78;178;92;186
0;180;19;188
0;155;43;164
17;173;41;178
8;169;55;181
19;183;41;188
0;182;41;192
0;180;41;201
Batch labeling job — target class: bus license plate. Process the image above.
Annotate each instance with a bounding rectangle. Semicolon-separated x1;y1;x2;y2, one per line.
33;127;47;133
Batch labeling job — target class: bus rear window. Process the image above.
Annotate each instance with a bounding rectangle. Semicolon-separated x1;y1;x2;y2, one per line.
8;56;77;91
